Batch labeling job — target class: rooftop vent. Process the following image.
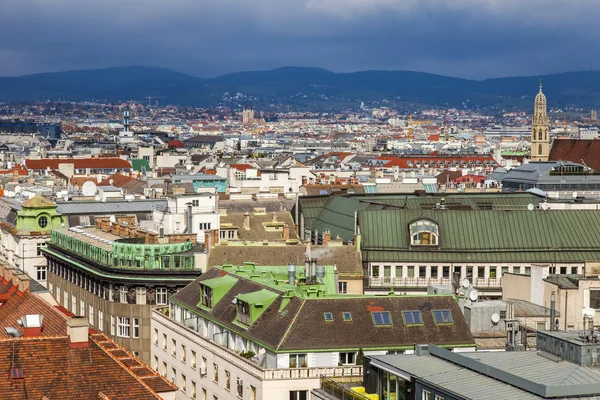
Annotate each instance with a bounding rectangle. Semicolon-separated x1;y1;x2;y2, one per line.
415;344;430;356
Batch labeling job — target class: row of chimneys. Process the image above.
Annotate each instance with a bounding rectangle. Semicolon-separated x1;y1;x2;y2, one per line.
0;262;30;293
96;216;196;245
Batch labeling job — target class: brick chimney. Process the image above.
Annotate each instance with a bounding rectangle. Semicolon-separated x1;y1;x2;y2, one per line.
67;316;90;348
323;230;331;246
12;168;19;183
3;266;13;283
282;224;290;240
16;274;29;293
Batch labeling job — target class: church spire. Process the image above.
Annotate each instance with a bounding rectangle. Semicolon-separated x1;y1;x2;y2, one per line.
531;82;549;162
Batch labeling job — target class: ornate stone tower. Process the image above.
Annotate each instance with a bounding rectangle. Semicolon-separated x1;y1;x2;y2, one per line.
531;81;550;161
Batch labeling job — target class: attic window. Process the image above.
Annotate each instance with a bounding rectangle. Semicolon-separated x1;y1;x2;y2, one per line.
10;368;24;379
343;312;352;321
372;311;392;326
324;312;334;322
409;220;438;246
402;310;423;325
237;301;250;325
432;310;453;324
200;284;213;308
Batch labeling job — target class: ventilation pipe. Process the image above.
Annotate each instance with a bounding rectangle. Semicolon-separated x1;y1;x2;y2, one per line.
311;258;317;281
550;291;556;331
316;265;325;281
186;202;193;233
288;264;296;286
304;256;311;282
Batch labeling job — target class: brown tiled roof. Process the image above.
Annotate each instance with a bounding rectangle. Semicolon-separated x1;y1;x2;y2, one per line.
220;211;299;241
207;245;362;276
0;334;176;399
172;269;473;352
548;139;600;170
25;157;132;171
20;195;56;209
279;296;473;351
0;278;68;338
99;174;147;194
70;176;98;186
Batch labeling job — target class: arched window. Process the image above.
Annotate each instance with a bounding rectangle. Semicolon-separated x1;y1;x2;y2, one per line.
538;130;542;141
409;220;439;246
538;144;543;155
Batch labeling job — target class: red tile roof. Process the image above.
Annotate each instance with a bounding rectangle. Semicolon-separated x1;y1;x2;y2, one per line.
0;334;176;399
377;155;498;169
25;158;132;170
230;163;255;171
99;174;147;194
0;166;28;176
548;139;600;170
0;277;68;338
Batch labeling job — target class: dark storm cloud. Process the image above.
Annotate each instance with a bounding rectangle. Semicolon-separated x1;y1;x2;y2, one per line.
0;0;598;78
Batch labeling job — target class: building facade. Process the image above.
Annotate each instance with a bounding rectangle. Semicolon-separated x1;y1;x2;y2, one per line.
152;264;474;400
42;217;203;363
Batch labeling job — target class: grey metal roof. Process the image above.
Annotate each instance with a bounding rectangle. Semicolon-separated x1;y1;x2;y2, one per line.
55;199;167;215
506;298;559;318
370;353;539;400
370;349;600;399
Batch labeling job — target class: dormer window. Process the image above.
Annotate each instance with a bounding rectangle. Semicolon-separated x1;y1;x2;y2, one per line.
237;300;250;325
409;219;439;246
201;284;213;308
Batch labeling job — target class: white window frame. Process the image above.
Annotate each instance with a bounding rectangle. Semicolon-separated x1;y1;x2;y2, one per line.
338;281;348;294
339;352;356;365
36;266;47;281
156;287;168;305
80;300;85;316
120;286;128;304
133;317;140;339
117;316;131;338
136;287;147;305
98;310;103;332
89;305;94;327
110;315;115;335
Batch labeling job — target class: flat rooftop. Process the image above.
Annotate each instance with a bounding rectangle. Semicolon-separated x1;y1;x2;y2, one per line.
370;346;600;399
59;227;119;251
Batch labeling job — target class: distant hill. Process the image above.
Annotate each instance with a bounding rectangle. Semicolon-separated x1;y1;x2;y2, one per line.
1;65;600;108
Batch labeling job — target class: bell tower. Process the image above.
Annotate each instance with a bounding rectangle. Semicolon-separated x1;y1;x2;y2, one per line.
531;81;550;161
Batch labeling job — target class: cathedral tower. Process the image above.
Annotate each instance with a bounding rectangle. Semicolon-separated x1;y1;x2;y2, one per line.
531;81;550;161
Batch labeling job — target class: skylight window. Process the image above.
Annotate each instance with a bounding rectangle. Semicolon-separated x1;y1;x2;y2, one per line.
343;312;352;321
324;312;334;322
402;310;423;325
10;368;24;380
372;311;392;326
432;310;453;324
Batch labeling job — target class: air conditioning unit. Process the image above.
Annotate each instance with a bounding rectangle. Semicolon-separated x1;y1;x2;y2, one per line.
200;367;207;377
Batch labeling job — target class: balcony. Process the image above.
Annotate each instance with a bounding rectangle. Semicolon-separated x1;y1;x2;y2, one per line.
153;308;363;381
367;276;502;288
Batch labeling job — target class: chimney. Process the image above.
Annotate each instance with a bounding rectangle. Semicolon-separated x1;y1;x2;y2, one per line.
282;224;290;240
67;316;90;348
16;274;29;293
12;168;19;183
288;264;296;285
204;230;212;248
311;258;317;280
3;266;13;283
323;230;331;246
301;176;307;185
243;212;251;230
20;315;43;337
304;256;310;280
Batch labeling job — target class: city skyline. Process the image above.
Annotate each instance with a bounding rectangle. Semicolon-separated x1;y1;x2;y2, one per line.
1;0;599;79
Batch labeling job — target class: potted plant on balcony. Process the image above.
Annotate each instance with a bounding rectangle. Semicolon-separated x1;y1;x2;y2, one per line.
356;348;364;365
289;359;297;368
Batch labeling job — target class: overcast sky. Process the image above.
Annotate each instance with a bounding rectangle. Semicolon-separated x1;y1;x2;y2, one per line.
1;0;598;79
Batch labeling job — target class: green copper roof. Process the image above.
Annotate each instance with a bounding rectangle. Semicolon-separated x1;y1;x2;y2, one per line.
359;209;600;263
201;274;239;289
131;159;151;173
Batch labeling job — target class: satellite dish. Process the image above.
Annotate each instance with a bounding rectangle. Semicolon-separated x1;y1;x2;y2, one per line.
491;313;500;323
82;181;97;197
527;203;534;211
541;202;549;211
461;278;471;288
583;307;597;319
186;164;192;171
469;289;478;302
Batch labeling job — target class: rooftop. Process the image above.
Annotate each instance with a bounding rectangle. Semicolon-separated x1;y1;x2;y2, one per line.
369;345;600;399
